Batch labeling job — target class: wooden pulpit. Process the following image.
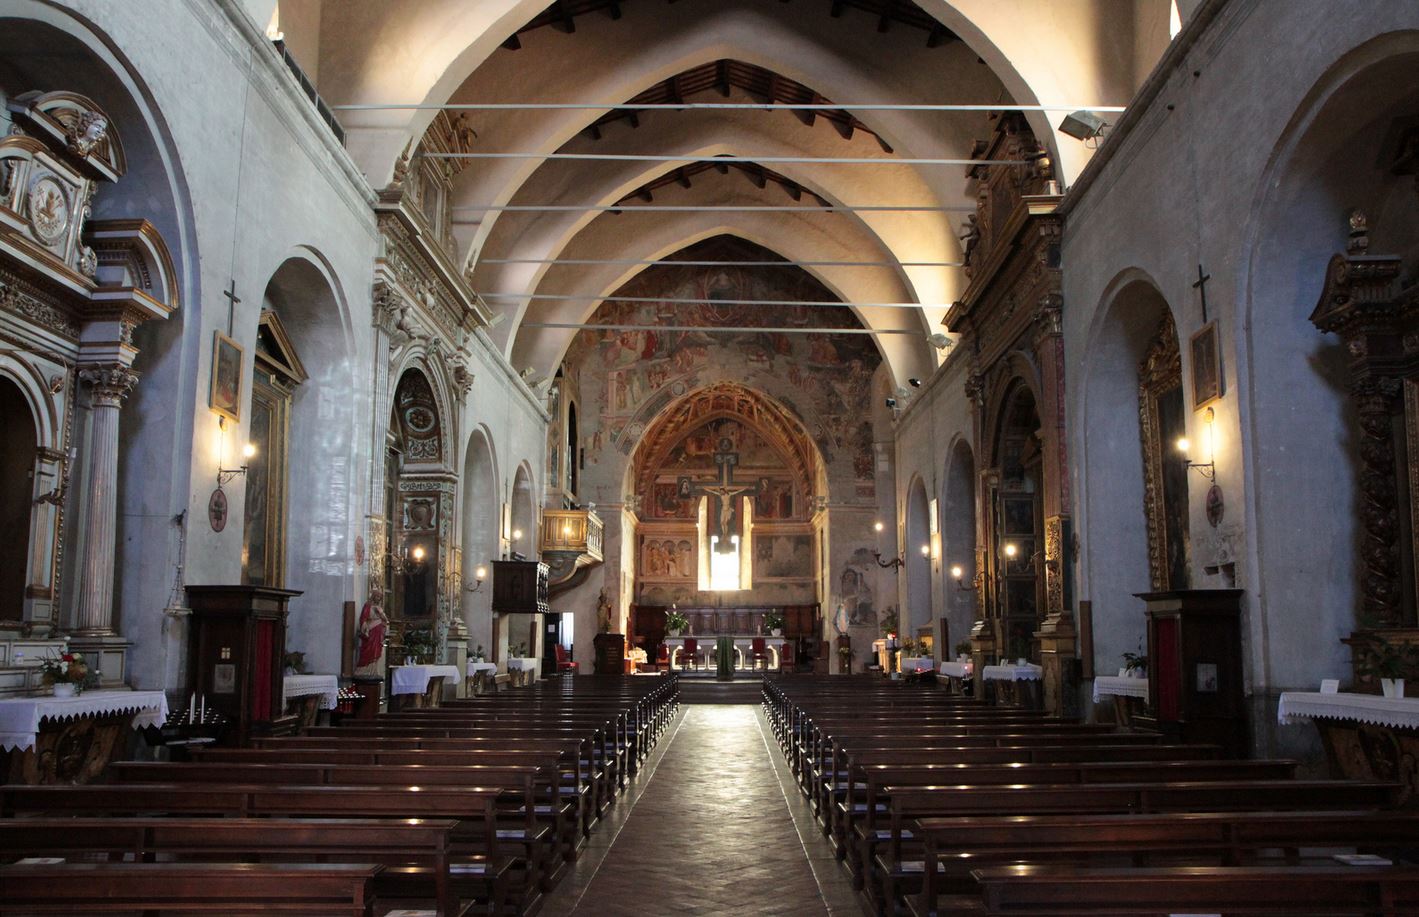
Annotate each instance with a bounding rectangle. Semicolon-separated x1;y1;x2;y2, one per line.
186;585;303;745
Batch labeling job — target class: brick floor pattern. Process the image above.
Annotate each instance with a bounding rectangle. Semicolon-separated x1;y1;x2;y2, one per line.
560;705;830;916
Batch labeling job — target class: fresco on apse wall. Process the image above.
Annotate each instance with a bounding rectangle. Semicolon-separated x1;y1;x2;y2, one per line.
755;533;815;580
564;242;882;501
645;417;799;521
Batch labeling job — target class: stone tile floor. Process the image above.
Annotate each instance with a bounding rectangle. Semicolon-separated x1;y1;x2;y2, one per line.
541;704;859;916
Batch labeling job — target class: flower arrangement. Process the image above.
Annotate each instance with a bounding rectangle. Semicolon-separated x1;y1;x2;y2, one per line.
954;640;973;658
665;609;688;635
403;626;437;663
763;610;785;634
879;607;899;638
38;650;97;695
1354;633;1419;681
283;650;306;675
837;641;854;671
1121;651;1148;676
472;644;486;662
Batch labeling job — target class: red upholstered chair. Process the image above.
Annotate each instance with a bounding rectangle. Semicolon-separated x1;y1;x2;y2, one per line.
751;637;769;671
680;638;699;671
780;641;795;671
656;643;671;673
554;643;579;674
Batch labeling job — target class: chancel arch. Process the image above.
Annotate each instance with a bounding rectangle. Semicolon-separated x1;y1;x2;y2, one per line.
1077;272;1185;677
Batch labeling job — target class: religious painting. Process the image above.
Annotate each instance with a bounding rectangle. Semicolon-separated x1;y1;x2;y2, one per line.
640;533;695;580
209;331;243;422
753;477;795;519
650;480;694;519
1189;321;1221;410
756;533;814;580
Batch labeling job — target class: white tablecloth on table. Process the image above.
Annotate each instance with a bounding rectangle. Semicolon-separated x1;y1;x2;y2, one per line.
506;657;539;672
466;662;498;677
390;665;461;696
981;663;1043;682
1093;675;1149;704
0;689;169;752
1277;691;1419;729
939;661;974;679
282;674;340;710
900;656;935;673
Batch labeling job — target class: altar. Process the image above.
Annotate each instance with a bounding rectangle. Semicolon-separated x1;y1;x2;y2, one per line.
0;689;167;784
664;635;785;671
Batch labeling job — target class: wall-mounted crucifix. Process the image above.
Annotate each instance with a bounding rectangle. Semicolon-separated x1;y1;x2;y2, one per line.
677;437;763;553
1192;264;1211;323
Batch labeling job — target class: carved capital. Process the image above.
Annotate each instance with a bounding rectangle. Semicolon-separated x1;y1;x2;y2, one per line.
78;363;138;407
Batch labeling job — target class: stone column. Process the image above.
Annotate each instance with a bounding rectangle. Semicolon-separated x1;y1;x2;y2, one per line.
73;363;138;636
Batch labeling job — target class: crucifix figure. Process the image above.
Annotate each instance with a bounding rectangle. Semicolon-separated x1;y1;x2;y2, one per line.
223;279;241;336
678;437;763;553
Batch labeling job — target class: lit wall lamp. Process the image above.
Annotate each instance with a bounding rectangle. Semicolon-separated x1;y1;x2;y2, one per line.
872;519;905;569
950;564;974;592
1002;541;1042;574
464;564;487;594
1175;407;1217;481
218;441;257;487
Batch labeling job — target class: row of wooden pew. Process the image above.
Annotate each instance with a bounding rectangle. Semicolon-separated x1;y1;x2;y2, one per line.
1;674;679;916
764;675;1419;916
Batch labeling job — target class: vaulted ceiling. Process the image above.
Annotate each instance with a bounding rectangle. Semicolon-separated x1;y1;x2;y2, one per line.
279;0;1175;387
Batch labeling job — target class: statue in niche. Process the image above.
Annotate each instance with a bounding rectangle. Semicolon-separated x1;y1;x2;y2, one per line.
356;589;389;671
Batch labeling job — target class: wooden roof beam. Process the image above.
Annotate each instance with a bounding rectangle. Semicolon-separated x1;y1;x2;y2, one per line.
605;2;622;19
792;92;818;128
553;0;576;34
676;167;692;189
878;0;895;32
715;60;731;97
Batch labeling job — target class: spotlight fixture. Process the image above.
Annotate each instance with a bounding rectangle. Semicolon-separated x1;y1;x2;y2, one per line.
908;378;922;388
929;333;954;351
1059;110;1107;142
885;397;897;409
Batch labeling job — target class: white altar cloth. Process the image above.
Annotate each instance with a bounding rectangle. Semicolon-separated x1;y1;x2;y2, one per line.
982;663;1042;682
900;656;936;674
939;661;973;679
1277;691;1419;729
1093;675;1149;704
390;664;461;696
282;674;340;710
467;661;498;676
0;688;169;751
506;658;539;672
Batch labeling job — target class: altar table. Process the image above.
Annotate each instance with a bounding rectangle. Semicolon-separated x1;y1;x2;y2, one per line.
1093;674;1149;726
0;689;168;784
939;661;974;679
899;656;936;674
982;663;1043;709
466;661;498;695
1278;691;1419;800
506;657;539;686
281;674;340;727
664;635;782;671
390;664;460;708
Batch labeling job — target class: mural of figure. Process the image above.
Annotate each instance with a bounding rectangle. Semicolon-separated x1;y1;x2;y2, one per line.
663;539;679;577
677;540;693;577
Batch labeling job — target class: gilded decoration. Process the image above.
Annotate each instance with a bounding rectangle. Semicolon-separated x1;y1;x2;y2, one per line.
1138;312;1183;592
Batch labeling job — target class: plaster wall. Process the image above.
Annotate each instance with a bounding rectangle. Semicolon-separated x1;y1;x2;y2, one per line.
1058;0;1419;752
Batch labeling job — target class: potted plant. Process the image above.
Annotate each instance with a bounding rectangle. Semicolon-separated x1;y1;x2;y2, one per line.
472;644;486;663
879;607;899;639
1355;633;1419;698
837;641;854;673
665;608;688;637
1121;650;1148;678
283;650;306;676
38;650;95;697
764;610;785;637
954;640;972;662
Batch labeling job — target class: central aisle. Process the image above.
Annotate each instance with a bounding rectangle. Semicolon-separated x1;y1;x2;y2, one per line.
544;704;854;917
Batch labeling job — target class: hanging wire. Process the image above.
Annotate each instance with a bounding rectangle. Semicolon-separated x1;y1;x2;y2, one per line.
451;203;974;213
479;292;937;310
333;102;1126;113
477;258;964;267
521;322;919;335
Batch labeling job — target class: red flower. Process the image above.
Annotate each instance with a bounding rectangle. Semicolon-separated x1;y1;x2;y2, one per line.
61;653;74;662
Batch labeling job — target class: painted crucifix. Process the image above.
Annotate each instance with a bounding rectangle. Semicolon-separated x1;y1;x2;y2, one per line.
678;436;763;553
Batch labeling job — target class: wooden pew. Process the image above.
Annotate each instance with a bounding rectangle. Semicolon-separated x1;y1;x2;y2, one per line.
0;817;468;917
969;864;1419;916
910;809;1419;917
0;783;514;913
0;862;383;916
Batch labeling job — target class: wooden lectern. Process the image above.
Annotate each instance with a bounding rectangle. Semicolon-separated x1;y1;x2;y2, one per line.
186;585;303;746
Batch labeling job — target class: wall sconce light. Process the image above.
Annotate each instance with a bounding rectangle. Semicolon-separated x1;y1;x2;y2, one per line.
512;528;524;542
873;550;905;570
919;544;931;558
874;521;885;534
1176;407;1217;481
218;441;257;487
950;564;974;592
465;564;487;594
390;542;427;576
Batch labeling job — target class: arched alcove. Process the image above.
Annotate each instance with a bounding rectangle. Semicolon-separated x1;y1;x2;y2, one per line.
511;462;537;560
904;475;932;634
0;378;37;622
252;252;352;674
1079;273;1182;675
942;438;977;647
1243;35;1419;689
460;428;499;654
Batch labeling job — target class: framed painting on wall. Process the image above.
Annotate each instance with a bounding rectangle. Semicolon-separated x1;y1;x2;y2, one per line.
210;331;244;422
1189;321;1221;410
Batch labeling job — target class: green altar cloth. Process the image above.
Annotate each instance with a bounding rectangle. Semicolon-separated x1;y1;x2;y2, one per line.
716;636;733;680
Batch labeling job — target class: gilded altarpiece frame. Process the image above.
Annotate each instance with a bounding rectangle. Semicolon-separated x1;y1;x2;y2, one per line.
1137;314;1189;592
